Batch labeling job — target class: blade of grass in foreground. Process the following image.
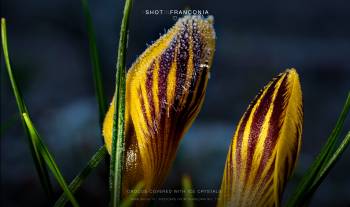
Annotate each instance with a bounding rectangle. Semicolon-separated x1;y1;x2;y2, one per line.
286;92;350;207
1;18;54;200
54;145;107;207
310;131;350;192
80;0;110;180
109;0;133;206
81;0;107;127
120;181;145;207
22;113;80;207
182;175;195;207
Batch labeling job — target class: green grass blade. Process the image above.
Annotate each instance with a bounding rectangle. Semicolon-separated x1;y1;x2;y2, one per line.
286;92;350;207
80;0;107;127
182;175;195;207
120;181;145;207
109;0;133;206
309;131;350;194
54;146;107;207
80;0;110;179
1;18;26;113
1;18;54;200
22;113;80;207
324;92;350;159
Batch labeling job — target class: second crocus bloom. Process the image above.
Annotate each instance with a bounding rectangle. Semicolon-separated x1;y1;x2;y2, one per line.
218;69;303;207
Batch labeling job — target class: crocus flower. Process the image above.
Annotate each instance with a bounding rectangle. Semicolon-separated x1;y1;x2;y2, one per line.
218;69;303;207
103;15;216;200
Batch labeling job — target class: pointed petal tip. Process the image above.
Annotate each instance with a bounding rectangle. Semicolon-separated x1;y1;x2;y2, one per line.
284;68;299;79
284;68;302;96
286;68;297;72
177;15;214;25
175;15;216;41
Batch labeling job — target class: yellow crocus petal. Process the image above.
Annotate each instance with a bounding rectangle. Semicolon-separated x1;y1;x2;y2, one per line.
103;15;216;201
218;69;303;207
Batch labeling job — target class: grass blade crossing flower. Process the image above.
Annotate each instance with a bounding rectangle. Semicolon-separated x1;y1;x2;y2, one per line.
109;0;133;206
218;69;303;207
103;15;216;201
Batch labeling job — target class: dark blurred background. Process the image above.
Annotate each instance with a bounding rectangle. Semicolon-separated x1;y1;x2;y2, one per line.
1;0;350;206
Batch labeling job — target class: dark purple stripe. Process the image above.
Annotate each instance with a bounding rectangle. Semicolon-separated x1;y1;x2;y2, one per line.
145;61;164;175
174;25;190;102
191;20;203;74
158;39;176;110
235;104;253;178
138;88;150;135
173;21;204;130
235;80;272;180
244;79;278;184
146;61;156;134
183;23;203;109
253;74;288;185
157;39;176;172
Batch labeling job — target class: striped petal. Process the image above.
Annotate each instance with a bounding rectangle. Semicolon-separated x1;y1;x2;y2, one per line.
218;69;303;207
103;15;216;200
